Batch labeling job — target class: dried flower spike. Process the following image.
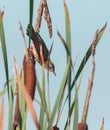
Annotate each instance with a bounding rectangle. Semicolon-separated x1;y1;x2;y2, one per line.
92;30;98;56
35;0;43;32
43;0;52;38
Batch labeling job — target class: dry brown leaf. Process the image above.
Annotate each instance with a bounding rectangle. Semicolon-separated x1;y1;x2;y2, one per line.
0;8;4;23
0;96;4;130
92;30;98;56
13;56;40;130
19;22;27;49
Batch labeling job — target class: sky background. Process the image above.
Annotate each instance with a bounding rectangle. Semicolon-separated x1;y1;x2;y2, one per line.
0;0;110;130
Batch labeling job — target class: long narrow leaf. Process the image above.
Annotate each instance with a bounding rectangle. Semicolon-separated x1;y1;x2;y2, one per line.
0;11;13;130
57;31;74;68
66;23;107;101
22;110;27;130
64;1;72;114
57;31;70;55
18;70;26;130
66;125;70;130
0;11;9;96
36;75;46;129
73;88;78;130
0;89;7;96
29;0;34;48
65;76;82;130
36;76;42;99
41;62;47;110
47;58;70;130
71;23;107;90
39;107;45;130
39;63;47;130
8;72;14;130
64;1;71;51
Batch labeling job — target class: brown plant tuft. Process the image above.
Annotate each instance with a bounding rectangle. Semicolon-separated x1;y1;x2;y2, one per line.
35;0;43;32
43;0;52;38
35;0;52;37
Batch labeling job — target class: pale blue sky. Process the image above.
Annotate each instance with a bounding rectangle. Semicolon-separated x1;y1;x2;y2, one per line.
0;0;110;130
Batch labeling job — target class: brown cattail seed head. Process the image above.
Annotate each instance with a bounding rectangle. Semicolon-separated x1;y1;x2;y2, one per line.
78;123;88;130
23;50;36;100
52;126;59;130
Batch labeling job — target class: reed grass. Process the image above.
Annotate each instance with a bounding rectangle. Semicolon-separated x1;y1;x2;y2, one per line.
0;1;107;130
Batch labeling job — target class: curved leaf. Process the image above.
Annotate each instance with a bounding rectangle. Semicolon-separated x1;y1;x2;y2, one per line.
0;11;9;96
66;23;107;101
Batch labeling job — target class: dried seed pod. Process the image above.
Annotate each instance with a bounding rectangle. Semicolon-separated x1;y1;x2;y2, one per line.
78;123;88;130
43;0;52;38
35;0;43;32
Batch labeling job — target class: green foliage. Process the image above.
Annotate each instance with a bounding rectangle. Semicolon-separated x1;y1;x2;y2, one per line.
18;71;26;130
73;88;78;130
65;23;107;103
8;73;14;130
0;1;107;130
29;0;34;48
0;11;9;97
47;59;70;130
64;1;72;115
0;10;15;130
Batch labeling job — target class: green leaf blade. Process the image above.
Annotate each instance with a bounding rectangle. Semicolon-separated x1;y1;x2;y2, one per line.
70;23;107;96
73;88;78;130
29;0;34;48
64;1;72;114
8;73;14;130
0;12;9;96
47;58;70;130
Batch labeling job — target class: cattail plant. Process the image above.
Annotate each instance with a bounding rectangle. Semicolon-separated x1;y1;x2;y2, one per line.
0;1;107;130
